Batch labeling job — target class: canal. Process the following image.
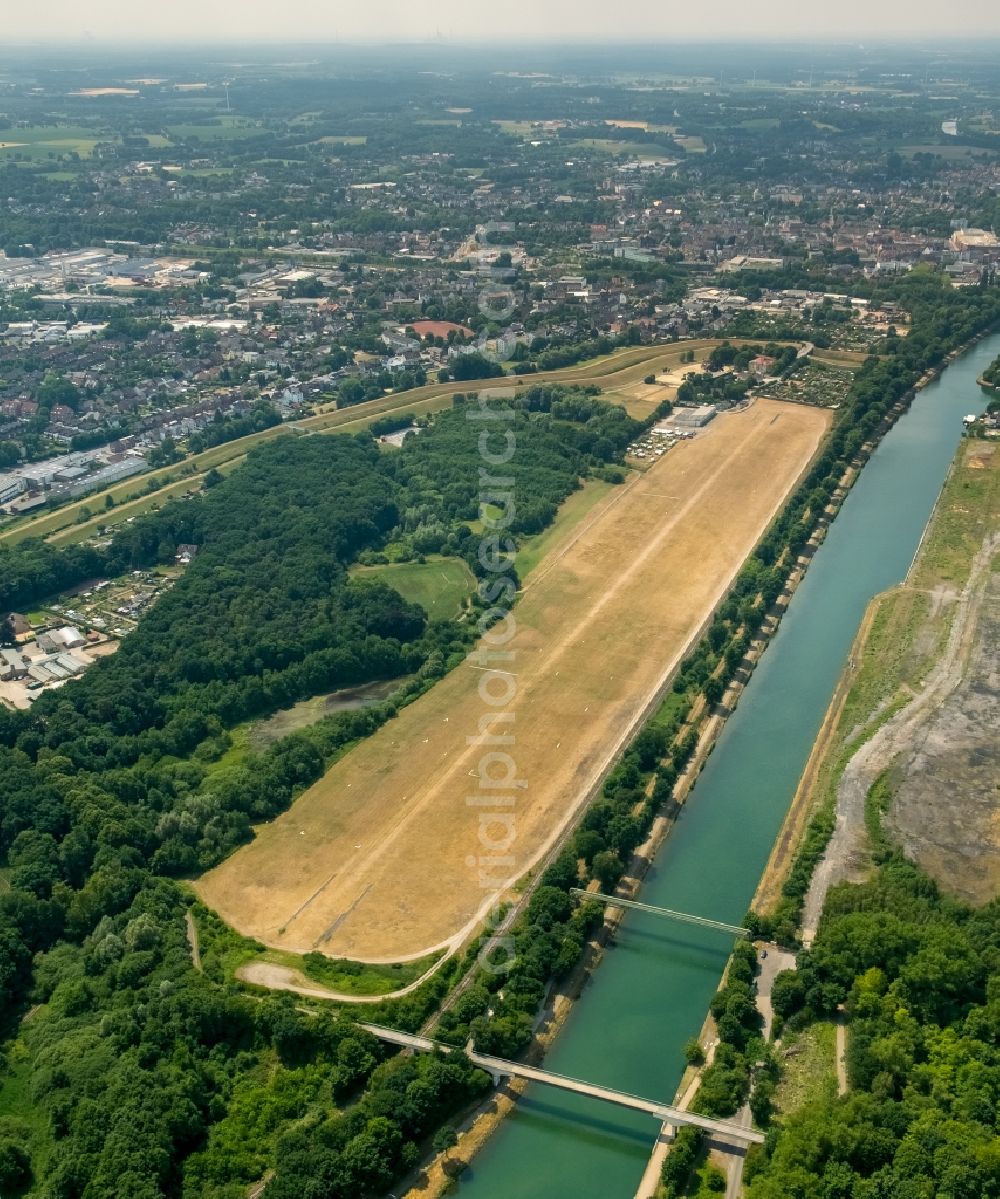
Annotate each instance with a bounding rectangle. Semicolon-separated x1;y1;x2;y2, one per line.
457;332;1000;1198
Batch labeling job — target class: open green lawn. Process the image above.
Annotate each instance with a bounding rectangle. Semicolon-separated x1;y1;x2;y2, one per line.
167;117;264;141
649;689;692;735
0;125;101;159
773;1021;838;1116
0;1034;52;1177
192;904;440;998
352;557;474;618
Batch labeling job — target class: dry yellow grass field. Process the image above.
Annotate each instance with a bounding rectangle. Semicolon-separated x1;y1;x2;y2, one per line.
605;361;706;418
195;399;830;962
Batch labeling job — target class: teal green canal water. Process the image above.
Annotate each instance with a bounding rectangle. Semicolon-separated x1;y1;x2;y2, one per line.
457;333;1000;1199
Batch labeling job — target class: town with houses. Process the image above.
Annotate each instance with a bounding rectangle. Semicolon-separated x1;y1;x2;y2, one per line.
1;47;999;692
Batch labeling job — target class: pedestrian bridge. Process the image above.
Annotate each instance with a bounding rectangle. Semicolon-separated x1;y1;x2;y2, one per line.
569;888;750;938
359;1024;764;1146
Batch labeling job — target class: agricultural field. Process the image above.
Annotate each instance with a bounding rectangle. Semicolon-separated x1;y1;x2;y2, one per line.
604;119;679;133
572;138;677;159
313;134;368;145
69;87;138;97
0;125;101;159
196;398;830;963
166;116;265;141
598;114;706;150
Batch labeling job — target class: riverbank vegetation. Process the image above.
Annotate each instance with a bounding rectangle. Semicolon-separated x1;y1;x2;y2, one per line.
741;300;1000;1198
660;1127;728;1198
691;941;766;1119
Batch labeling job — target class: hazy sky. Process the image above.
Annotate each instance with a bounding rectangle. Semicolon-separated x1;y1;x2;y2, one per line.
7;0;1000;43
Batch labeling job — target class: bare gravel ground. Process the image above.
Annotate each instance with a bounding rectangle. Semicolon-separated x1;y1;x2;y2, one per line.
801;532;998;943
887;559;1000;904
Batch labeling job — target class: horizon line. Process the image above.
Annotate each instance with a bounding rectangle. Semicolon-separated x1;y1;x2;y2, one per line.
3;33;1000;47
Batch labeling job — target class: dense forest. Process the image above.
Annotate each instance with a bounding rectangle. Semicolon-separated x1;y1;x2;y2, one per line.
747;857;1000;1199
982;352;1000;389
0;386;641;1197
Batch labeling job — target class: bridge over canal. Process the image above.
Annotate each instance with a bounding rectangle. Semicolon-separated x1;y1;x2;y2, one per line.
359;1024;764;1147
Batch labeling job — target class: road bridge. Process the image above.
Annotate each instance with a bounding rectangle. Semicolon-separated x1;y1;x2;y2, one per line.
360;1024;764;1146
569;889;750;938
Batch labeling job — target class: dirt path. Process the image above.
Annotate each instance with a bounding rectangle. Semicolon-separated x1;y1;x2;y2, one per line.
235;959;441;1004
801;532;998;945
247;1170;273;1199
185;910;202;973
836;1019;848;1096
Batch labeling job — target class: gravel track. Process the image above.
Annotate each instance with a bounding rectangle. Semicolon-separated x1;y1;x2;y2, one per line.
801;532;998;945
